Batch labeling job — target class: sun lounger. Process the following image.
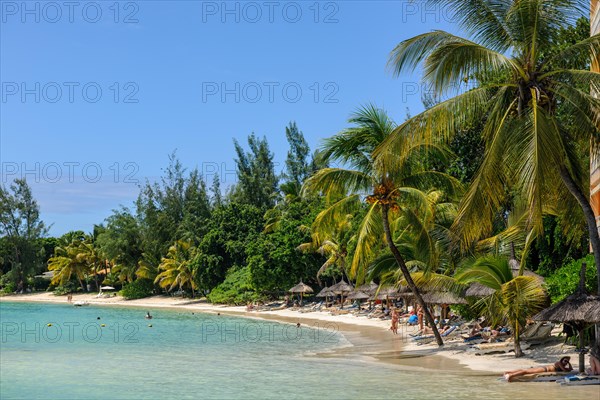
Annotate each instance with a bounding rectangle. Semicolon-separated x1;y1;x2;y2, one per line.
522;322;554;345
473;340;530;355
412;326;459;344
508;372;575;382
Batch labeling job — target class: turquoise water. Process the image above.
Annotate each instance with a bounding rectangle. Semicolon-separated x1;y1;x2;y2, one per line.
0;302;594;399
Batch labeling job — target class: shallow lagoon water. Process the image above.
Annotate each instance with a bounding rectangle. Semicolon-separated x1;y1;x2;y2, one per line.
0;302;594;399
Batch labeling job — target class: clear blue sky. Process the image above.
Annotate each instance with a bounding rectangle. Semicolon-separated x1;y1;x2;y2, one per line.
1;0;461;236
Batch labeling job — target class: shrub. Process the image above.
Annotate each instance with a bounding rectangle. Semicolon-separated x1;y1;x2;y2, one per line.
207;266;261;305
53;282;79;296
120;279;154;300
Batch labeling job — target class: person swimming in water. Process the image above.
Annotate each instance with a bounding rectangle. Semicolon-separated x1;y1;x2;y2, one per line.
145;312;153;319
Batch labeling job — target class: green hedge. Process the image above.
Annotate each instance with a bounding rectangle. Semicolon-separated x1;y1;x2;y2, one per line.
207;267;261;305
120;279;154;300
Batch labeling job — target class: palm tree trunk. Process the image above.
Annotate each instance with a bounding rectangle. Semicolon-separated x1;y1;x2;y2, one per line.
559;166;600;284
78;276;86;292
381;204;444;346
513;323;523;358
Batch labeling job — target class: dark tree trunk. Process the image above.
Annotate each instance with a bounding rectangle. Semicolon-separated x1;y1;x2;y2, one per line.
381;204;444;346
559;166;600;286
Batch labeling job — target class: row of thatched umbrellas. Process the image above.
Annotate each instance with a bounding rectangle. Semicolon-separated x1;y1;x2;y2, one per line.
290;279;468;310
290;262;599;372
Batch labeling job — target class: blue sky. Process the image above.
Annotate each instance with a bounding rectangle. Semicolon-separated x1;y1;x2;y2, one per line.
1;1;461;236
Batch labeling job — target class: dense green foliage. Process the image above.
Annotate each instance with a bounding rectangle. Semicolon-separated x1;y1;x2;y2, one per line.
120;279;155;300
544;254;598;303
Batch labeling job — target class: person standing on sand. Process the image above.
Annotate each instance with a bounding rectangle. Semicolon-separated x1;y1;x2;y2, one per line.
390;308;399;334
416;305;424;331
67;293;72;303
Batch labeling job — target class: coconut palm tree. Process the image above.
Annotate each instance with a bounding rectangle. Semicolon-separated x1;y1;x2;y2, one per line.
154;240;198;297
48;243;89;292
455;257;547;357
383;0;600;276
297;213;355;284
303;104;462;346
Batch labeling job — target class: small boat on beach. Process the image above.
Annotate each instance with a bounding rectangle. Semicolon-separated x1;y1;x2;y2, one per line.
73;301;89;307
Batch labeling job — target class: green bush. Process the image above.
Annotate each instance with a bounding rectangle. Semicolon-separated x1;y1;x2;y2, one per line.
543;254;597;304
1;282;16;294
120;279;154;300
53;282;79;296
208;266;261;305
29;276;50;291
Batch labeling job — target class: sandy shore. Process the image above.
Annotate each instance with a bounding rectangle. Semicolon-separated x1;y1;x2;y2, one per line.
0;292;591;376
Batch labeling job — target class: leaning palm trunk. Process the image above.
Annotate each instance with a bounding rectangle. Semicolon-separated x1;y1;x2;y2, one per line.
381;205;444;346
559;166;600;283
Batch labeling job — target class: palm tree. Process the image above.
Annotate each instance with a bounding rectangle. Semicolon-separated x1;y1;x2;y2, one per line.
47;243;89;292
383;0;600;276
154;240;198;297
297;213;355;284
455;257;547;357
303;104;462;346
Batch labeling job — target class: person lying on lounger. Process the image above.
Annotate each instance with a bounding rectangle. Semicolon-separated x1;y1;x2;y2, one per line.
503;356;573;382
420;325;452;336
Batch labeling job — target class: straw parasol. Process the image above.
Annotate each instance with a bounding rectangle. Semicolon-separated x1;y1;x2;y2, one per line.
356;281;378;295
316;286;334;297
421;291;467;305
330;279;354;308
347;290;370;300
533;263;600;372
289;281;314;305
464;282;495;298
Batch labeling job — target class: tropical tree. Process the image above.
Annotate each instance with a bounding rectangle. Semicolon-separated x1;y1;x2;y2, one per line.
303;104;462;346
297;212;356;284
456;257;547;357
47;241;90;292
383;0;600;276
154;240;198;297
0;179;48;291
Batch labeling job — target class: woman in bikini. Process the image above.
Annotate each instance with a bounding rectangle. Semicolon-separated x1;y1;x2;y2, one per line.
390;308;399;334
503;356;573;382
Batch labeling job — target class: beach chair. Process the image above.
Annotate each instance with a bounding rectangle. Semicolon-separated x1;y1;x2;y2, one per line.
522;322;554;345
472;339;530;355
412;325;459;344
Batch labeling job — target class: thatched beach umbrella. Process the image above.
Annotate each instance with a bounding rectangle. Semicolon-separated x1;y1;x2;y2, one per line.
347;290;370;300
316;286;335;304
464;282;495;298
289;281;314;305
421;291;467;305
533;263;600;372
330;279;354;308
357;281;378;295
316;286;334;297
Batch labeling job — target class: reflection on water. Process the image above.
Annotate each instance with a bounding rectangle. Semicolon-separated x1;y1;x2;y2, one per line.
0;302;595;400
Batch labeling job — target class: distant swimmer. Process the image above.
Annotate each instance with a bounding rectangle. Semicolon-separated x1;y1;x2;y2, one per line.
145;312;153;319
